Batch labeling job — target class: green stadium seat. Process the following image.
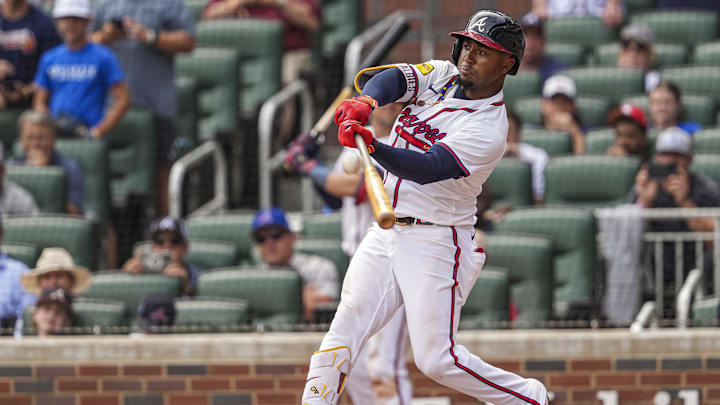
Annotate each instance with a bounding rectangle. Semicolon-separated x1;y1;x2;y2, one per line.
197;268;303;326
301;212;342;239
484;233;554;323
176;47;239;141
82;271;183;319
0;109;23;152
622;93;715;127
693;41;720;65
185;213;256;264
174;297;250;328
72;298;127;329
321;0;362;55
693;129;720;153
562;67;644;104
691;154;720;185
2;242;39;267
184;0;206;22
495;207;596;319
545;17;616;47
3;215;97;269
486;158;532;208
5;165;65;213
544;42;585;66
106;109;155;206
692;296;719;324
592;43;687;68
545;155;641;208
585;127;615;154
503;71;541;107
661;66;720;105
295;238;349;282
521;129;572;156
631;11;718;46
56;139;110;222
195;20;283;116
174;75;199;153
459;267;510;329
624;0;657;16
186;239;239;271
514;96;610;128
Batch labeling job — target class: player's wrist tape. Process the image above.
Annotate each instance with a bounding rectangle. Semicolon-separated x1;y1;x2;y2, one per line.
308;164;331;186
355;95;378;110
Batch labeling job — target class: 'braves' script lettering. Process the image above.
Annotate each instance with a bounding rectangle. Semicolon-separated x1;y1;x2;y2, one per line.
397;108;447;143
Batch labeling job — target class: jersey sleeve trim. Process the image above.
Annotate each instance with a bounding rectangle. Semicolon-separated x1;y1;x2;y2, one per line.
435;142;470;177
354;64;399;93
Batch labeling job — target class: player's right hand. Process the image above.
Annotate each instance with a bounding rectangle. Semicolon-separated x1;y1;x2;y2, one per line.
338;120;376;152
334;95;378;126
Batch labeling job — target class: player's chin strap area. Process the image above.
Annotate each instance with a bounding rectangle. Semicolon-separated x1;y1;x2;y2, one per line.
302;346;352;405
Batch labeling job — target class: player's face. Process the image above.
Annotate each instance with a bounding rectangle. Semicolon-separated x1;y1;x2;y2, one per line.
255;227;295;267
457;40;513;89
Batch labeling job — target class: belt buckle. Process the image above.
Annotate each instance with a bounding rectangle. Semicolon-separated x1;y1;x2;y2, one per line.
395;217;412;226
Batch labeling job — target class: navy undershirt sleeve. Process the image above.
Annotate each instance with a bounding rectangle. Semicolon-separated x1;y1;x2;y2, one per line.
371;142;465;184
361;68;407;106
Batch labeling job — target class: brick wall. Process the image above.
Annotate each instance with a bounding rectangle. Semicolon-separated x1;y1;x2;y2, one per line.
2;329;720;405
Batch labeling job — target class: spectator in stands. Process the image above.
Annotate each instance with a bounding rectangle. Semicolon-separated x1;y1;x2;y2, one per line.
90;0;195;216
20;247;91;296
31;286;73;336
12;110;84;215
541;74;586;154
252;207;338;322
607;103;651;162
657;0;720;13
0;144;39;217
518;13;567;82
617;23;659;93
531;0;623;27
122;216;198;296
0;211;35;335
0;0;61;111
505;109;549;205
33;0;130;140
202;0;320;85
649;80;701;135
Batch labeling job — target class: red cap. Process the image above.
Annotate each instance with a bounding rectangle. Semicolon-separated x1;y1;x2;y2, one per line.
616;103;648;130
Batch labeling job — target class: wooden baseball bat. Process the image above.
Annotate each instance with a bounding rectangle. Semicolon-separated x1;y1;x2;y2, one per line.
355;134;395;229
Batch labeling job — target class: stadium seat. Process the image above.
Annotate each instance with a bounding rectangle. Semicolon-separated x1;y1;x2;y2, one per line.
545;155;641;208
185;213;256;264
622;93;716;127
503;70;541;107
585;127;615;154
197;268;303;326
301;212;342;239
3;215;97;269
56;139;110;222
486;158;532;209
484;233;554;323
195;20;283;116
0;109;22;152
692;296;719;324
624;0;657;16
459;267;510;329
106;109;155;207
185;239;239;272
693;41;720;65
184;0;206;22
521;128;572;156
691;154;720;185
495;207;596;319
545;17;616;47
5;165;65;213
631;11;718;46
321;0;362;56
176;47;239;141
82;271;183;319
174;75;199;153
174;297;250;329
2;242;39;267
513;97;543;126
661;66;720;105
592;42;687;68
72;298;127;329
562;67;644;104
693;128;720;153
513;95;610;128
544;42;585;66
295;238;350;282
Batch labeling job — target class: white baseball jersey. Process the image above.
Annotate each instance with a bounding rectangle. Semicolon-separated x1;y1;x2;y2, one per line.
384;59;508;226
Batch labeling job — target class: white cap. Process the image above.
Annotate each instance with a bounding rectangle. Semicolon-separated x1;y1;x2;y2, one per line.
655;126;692;156
542;75;577;99
53;0;92;19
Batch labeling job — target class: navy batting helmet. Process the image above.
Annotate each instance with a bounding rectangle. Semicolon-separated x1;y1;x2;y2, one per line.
450;10;525;75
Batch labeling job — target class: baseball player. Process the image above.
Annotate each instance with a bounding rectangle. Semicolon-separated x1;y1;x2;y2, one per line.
301;10;549;405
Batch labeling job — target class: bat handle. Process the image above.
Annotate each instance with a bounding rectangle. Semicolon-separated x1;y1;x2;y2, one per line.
354;134;396;229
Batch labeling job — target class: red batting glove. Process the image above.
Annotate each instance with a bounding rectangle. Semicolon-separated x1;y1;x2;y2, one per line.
338;120;377;153
333;95;378;126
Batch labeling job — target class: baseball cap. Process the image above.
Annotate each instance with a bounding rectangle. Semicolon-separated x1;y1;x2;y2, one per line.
136;295;176;332
520;13;544;35
148;216;188;244
53;0;92;19
36;287;73;317
655;127;692;156
252;207;290;232
543;75;577;99
613;103;648;130
621;23;654;48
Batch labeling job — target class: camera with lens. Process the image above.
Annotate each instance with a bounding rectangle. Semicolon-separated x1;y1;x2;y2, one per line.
140;245;172;273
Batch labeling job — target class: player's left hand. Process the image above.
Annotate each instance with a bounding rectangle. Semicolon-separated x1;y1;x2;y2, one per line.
338;120;376;152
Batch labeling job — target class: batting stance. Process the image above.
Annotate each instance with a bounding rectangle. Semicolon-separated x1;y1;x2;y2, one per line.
301;10;549;405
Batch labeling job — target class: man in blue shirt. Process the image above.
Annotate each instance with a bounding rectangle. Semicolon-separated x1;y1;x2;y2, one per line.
0;211;35;335
33;0;130;140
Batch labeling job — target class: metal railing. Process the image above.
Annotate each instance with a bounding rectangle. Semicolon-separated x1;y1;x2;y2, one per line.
168;140;228;218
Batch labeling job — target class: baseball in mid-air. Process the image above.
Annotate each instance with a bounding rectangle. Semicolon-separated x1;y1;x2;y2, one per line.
342;152;362;174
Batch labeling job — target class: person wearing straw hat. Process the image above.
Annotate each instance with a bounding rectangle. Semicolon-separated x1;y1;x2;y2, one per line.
21;247;91;296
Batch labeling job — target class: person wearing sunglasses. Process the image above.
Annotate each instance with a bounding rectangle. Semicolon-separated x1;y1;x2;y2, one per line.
252;207;338;323
122;216;198;296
